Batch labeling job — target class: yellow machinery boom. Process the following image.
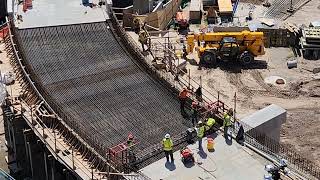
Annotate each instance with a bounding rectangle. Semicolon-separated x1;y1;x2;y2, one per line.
186;30;265;65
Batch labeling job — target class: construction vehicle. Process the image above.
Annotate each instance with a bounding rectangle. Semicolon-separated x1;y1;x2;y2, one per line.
174;11;189;31
186;30;265;65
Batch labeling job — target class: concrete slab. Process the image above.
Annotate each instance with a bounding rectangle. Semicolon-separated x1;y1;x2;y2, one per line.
140;134;270;180
241;104;286;142
13;0;109;29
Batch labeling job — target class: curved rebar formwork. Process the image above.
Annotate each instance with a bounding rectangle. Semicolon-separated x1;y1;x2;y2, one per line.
15;21;189;160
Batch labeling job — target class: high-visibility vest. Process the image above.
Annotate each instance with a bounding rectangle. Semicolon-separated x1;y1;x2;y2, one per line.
179;90;188;99
197;126;205;138
162;138;173;151
206;118;215;130
224;113;232;127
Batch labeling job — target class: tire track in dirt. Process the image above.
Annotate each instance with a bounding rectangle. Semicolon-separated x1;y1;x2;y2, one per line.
249;70;300;99
225;72;256;97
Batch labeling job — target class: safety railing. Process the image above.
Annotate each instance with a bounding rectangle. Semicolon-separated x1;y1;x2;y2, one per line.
110;10;320;180
4;17;123;180
232;121;320;179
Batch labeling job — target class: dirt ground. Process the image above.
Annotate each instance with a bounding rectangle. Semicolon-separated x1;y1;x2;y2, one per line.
184;47;320;164
129;0;320;166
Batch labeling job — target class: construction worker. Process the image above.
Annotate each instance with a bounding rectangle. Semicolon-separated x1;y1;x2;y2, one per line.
127;133;134;148
196;121;205;150
223;108;233;139
205;117;216;134
126;133;136;163
162;134;174;162
195;86;202;102
178;87;190;116
191;100;199;126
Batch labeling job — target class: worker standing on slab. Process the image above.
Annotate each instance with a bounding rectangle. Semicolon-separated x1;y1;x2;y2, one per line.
162;134;174;162
205;117;216;134
196;121;205;150
191;100;199;126
178;87;190;116
223;108;233;140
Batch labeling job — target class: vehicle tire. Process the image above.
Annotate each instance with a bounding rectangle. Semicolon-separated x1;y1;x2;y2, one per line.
200;51;217;66
240;51;254;65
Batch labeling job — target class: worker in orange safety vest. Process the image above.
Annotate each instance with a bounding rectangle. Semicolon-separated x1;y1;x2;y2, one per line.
178;87;190;116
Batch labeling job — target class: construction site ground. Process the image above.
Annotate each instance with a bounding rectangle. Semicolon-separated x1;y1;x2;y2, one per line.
127;0;320;166
141;134;271;180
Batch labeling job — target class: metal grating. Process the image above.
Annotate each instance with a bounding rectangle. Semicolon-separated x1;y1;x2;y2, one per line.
16;22;189;159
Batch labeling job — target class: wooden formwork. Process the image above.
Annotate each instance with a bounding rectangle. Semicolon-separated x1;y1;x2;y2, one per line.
125;0;181;30
258;28;290;48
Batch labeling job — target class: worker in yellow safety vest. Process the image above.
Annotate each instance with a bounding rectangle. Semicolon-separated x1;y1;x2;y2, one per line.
205;118;216;132
196;121;205;150
162;134;174;162
223;108;233;139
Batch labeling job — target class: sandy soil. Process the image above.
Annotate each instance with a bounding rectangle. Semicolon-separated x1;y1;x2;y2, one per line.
184;46;320;165
130;22;320;166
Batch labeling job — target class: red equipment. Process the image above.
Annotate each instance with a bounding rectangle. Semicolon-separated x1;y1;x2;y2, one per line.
180;147;195;164
175;11;189;30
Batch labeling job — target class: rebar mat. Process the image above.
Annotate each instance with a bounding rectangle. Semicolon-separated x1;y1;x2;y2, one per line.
16;22;189;160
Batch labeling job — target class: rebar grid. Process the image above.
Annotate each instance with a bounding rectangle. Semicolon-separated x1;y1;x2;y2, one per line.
16;21;190;160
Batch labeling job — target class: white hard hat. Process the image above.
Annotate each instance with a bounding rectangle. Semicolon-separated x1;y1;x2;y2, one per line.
165;134;170;138
198;121;202;124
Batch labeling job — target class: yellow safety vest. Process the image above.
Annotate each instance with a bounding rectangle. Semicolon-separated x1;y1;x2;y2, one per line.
197;126;205;138
224;113;232;127
206;118;215;130
162;138;173;151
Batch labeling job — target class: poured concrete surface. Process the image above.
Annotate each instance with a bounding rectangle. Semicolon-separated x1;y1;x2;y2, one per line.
14;0;109;29
241;104;286;142
141;134;270;180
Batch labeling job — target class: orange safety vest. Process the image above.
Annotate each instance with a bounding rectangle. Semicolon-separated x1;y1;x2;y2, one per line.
179;90;188;99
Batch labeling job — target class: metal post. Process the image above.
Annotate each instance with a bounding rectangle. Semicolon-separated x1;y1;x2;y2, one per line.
31;105;34;126
217;91;220;102
44;151;49;180
72;147;75;170
200;76;202;88
233;92;236;121
51;158;55;180
91;166;94;180
188;69;190;89
27;142;34;178
54;128;57;153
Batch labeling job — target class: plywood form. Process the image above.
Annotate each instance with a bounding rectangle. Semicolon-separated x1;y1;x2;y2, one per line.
218;0;232;14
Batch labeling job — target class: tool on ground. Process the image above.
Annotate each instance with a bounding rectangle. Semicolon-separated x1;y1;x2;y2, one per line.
186;31;265;66
180;147;195;164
